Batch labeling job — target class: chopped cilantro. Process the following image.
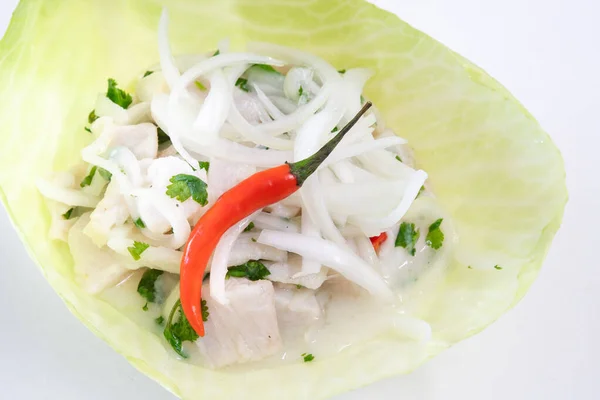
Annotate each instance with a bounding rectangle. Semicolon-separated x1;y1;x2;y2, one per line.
227;260;270;281
84;127;92;133
425;218;444;250
253;64;279;73
88;110;98;124
302;353;315;362
296;284;304;289
195;81;207;91
155;316;165;326
166;174;208;206
395;222;420;256
251;238;257;243
163;299;203;358
142;302;149;311
331;126;339;133
157;126;170;144
80;166;97;188
468;265;473;269
98;167;112;181
243;222;255;232
143;70;154;78
338;69;346;74
137;268;164;305
198;161;210;172
212;49;220;57
134;217;146;229
494;265;502;270
62;208;74;220
235;77;250;92
127;241;149;261
106;78;133;109
395;155;403;162
298;86;304;97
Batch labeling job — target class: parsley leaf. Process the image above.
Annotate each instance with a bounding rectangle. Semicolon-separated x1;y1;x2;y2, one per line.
157;126;171;144
163;299;202;358
62;208;74;220
253;64;279;73
227;260;270;281
166;174;208;206
494;265;502;270
143;70;154;78
137;268;164;304
212;49;220;57
425;218;444;250
80;166;97;188
127;241;149;261
106;78;133;109
235;77;250;92
395;222;420;256
98;167;112;181
195;81;207;91
302;353;315;362
198;161;210;172
243;222;255;232
155;316;165;325
134;217;146;229
88;110;98;124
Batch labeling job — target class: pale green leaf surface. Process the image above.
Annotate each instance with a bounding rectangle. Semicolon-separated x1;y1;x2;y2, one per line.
0;0;566;399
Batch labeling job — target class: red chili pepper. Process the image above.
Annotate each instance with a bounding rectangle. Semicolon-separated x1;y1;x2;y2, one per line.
181;102;373;336
369;232;388;253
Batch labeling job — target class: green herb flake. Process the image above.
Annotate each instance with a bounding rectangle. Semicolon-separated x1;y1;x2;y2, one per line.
425;218;444;250
195;81;207;91
227;260;270;281
62;208;74;220
235;77;250;92
79;166;97;188
468;266;473;269
395;155;402;162
88;110;98;124
212;49;220;57
127;241;150;261
137;268;164;304
84;127;92;133
395;222;420;256
166;174;208;206
253;64;279;73
106;78;133;109
331;126;339;133
296;284;304;289
338;69;346;74
251;238;257;243
298;86;304;97
134;217;146;229
142;302;149;311
143;70;154;78
198;161;210;172
494;265;502;270
157;126;170;144
98;167;112;181
243;222;255;232
302;353;315;362
163;299;201;358
155;316;165;326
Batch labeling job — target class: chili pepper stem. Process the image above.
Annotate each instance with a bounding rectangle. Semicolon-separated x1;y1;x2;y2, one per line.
287;102;372;186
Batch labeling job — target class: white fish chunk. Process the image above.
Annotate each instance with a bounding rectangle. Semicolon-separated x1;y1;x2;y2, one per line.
69;213;135;294
197;278;282;368
265;254;327;290
273;285;323;331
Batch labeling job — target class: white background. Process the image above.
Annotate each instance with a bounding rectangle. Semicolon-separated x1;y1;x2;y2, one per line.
0;0;598;399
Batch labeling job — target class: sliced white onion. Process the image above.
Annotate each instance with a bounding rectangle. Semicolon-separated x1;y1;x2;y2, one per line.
324;137;406;168
192;68;231;146
210;213;257;305
252;83;285;120
36;179;100;208
257;230;395;301
158;9;180;89
254;212;299;233
352;170;428;235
